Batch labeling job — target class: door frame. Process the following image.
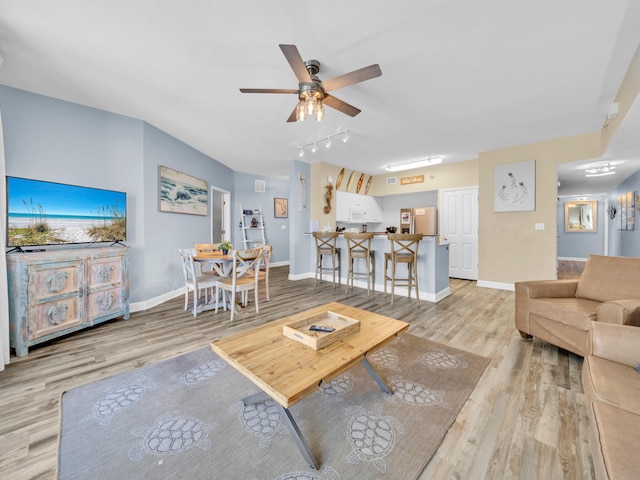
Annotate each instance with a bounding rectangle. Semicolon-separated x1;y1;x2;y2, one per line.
440;186;479;280
210;186;231;243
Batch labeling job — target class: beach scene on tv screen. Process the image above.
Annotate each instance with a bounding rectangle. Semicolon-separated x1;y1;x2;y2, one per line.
7;177;126;247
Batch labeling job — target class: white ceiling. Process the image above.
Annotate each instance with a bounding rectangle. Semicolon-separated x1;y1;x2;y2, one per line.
0;1;639;190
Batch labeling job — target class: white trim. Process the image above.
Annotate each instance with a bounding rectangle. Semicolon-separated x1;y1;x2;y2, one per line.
130;288;184;313
558;257;588;262
288;272;451;303
476;280;515;291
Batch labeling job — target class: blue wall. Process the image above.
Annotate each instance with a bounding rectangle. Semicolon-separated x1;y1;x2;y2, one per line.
607;169;640;258
0;86;287;304
232;172;289;258
557;195;605;259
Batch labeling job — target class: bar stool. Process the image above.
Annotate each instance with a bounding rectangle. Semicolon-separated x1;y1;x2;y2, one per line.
344;232;375;296
384;233;422;306
313;231;341;288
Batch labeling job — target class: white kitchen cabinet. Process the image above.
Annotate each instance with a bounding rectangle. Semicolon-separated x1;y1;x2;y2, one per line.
336;191;382;224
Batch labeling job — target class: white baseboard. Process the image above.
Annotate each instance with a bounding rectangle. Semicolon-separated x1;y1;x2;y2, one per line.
476;280;515;291
130;288;183;313
558;257;587;262
132;262;290;313
288;272;451;303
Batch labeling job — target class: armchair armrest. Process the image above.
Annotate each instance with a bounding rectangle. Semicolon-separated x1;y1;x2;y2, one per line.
515;280;579;335
515;279;579;299
597;299;640;326
588;322;640;368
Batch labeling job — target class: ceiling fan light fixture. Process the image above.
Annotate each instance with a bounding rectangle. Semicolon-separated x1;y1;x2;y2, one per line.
384;156;442;172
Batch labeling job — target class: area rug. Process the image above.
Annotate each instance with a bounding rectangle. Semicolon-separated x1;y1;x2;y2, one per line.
58;334;489;480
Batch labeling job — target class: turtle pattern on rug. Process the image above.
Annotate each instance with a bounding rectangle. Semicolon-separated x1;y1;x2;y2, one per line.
59;334;490;480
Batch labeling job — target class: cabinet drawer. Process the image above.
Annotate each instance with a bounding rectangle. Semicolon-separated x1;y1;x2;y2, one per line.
87;256;123;287
28;261;82;301
87;286;124;321
29;296;82;340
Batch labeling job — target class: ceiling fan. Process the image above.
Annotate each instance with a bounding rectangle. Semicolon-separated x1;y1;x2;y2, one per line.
240;44;382;122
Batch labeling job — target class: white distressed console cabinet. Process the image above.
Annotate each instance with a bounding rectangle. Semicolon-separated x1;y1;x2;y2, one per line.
7;246;130;356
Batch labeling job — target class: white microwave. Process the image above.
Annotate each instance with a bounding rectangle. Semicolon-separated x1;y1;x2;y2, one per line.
349;208;366;223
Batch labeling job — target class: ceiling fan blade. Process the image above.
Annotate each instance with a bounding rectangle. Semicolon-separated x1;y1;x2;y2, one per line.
239;88;299;94
279;44;313;83
286;105;298;123
321;64;382;92
323;94;361;117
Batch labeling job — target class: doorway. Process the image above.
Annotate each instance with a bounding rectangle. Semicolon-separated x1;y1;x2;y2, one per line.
211;187;231;243
440;187;479;280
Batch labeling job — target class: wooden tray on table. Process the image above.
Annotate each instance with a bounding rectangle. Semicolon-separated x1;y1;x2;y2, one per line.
283;311;360;350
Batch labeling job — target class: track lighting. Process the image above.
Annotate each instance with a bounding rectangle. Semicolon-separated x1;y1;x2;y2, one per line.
295;130;350;157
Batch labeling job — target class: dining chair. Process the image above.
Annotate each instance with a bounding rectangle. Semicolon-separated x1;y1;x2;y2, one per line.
215;248;262;321
384;233;422;306
178;248;219;317
254;244;273;301
194;243;220;276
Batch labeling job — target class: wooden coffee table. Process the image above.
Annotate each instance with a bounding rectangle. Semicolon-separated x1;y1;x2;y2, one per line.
211;302;409;469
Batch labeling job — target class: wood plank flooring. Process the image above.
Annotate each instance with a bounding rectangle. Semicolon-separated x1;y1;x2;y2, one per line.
0;267;594;479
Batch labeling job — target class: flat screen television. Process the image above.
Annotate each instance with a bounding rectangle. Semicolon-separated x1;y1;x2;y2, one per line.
6;176;127;249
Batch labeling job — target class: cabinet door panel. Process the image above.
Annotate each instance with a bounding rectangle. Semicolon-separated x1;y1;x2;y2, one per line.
87;286;124;321
87;256;123;287
28;261;82;300
30;296;82;339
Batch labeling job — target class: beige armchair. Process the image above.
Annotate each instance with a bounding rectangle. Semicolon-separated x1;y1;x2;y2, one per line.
515;254;640;356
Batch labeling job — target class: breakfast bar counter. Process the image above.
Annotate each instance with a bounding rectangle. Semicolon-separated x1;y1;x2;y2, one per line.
309;233;450;303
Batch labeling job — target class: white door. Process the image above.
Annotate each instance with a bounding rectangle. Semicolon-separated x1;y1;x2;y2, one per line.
441;187;478;280
211;187;231;243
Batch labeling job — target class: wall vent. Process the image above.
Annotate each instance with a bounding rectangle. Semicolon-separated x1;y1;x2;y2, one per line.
255;180;266;193
386;176;398;185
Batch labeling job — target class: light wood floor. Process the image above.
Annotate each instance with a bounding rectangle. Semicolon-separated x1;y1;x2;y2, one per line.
0;268;594;479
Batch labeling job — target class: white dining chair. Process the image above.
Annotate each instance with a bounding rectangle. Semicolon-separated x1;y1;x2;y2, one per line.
215;248;261;321
178;248;219;317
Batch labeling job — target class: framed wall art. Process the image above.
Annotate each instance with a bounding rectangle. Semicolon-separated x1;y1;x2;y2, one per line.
494;160;536;212
158;166;208;216
274;197;288;218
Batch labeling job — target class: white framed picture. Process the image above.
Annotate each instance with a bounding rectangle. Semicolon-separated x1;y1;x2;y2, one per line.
494;160;536;212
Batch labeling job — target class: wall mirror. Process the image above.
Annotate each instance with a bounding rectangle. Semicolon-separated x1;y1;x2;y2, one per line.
565;200;597;232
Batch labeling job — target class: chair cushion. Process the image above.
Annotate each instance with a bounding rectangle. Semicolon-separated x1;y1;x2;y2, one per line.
528;297;599;331
583;355;640;416
590;402;640;480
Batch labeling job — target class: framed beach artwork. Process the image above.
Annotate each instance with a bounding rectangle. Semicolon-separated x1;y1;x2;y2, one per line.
158;166;208;216
494;160;536;212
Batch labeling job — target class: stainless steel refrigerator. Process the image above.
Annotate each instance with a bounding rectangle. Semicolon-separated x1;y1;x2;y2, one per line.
400;207;438;235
